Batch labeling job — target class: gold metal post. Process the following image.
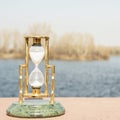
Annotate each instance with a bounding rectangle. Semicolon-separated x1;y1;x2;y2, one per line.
18;65;23;103
44;37;49;95
18;64;26;103
24;37;29;95
48;65;55;104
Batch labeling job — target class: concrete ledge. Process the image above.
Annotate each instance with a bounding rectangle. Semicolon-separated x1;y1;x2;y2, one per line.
1;97;120;120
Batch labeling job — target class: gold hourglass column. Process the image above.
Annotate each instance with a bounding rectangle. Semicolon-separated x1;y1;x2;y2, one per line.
44;37;49;95
24;37;29;95
18;65;23;103
18;64;26;103
48;65;55;104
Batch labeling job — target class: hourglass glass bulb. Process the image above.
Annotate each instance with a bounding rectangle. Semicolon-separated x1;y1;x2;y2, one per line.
29;44;45;88
29;45;45;65
29;67;44;88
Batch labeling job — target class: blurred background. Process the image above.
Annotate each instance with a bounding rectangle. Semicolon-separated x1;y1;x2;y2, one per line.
0;0;120;97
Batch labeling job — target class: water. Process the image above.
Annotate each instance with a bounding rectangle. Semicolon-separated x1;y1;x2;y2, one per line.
1;56;120;97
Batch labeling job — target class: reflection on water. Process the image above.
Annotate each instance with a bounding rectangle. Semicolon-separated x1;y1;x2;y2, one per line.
1;56;120;97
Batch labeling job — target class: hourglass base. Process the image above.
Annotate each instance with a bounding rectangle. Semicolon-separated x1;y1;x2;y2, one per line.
6;99;65;118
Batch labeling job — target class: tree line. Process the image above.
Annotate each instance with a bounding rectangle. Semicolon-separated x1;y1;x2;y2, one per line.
0;23;118;60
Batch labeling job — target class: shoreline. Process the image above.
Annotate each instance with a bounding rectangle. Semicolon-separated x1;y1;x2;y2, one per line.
0;53;110;61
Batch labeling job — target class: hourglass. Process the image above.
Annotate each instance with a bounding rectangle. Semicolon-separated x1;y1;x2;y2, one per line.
6;36;65;118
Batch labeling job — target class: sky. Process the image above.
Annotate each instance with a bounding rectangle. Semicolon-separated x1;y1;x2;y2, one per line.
0;0;120;46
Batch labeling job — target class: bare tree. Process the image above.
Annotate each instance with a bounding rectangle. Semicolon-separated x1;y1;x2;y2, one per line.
1;29;11;53
12;30;24;53
28;23;52;36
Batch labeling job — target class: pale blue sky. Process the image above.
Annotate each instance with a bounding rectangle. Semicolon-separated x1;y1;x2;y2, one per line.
0;0;120;46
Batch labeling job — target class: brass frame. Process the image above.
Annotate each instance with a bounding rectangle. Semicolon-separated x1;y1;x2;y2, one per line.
18;36;55;104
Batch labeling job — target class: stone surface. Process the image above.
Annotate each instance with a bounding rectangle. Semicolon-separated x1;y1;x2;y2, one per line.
6;99;65;118
2;97;120;120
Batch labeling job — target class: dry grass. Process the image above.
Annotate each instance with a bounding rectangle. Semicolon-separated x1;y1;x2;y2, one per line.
109;46;120;55
50;33;110;60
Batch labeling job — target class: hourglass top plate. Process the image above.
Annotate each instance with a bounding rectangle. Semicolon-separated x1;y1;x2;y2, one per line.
25;36;49;39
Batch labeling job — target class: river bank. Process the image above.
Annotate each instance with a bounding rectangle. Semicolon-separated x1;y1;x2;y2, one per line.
0;52;109;61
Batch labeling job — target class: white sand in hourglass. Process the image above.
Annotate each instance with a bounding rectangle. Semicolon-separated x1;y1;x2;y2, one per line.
29;45;45;88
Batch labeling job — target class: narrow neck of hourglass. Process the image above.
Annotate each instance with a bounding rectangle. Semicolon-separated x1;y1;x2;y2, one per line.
35;64;39;67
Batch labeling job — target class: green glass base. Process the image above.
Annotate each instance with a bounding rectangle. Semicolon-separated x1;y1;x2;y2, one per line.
6;99;65;118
